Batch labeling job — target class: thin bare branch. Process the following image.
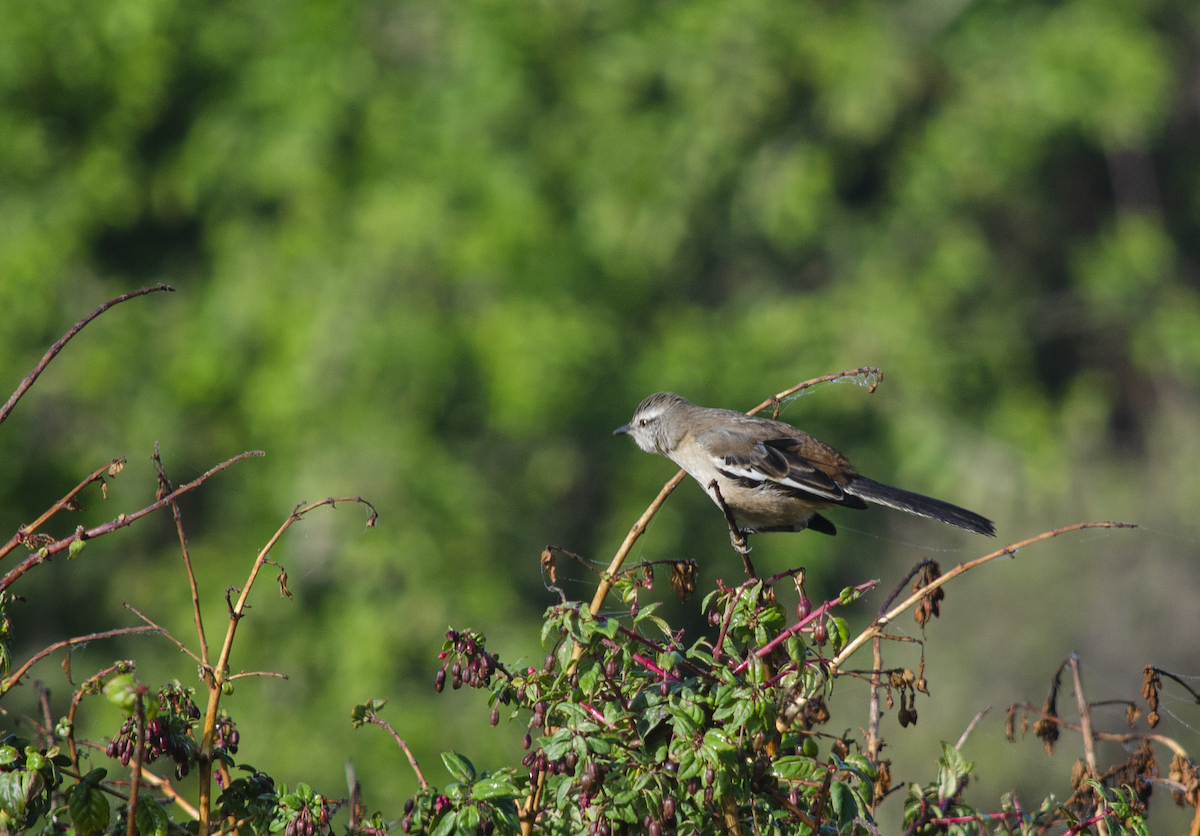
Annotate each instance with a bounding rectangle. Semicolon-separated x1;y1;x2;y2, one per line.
1068;654;1098;773
0;284;174;426
226;670;288;682
152;444;210;666
365;712;428;790
2;628;160;695
0;450;265;593
955;707;992;750
828;522;1138;675
124;604;204;667
0;458;127;563
66;663;133;769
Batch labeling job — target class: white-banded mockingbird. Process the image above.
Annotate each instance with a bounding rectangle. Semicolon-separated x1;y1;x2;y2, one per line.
614;392;995;543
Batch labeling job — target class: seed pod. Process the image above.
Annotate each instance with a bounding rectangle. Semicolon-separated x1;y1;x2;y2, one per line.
435;669;446;693
490;706;500;726
812;620;828;645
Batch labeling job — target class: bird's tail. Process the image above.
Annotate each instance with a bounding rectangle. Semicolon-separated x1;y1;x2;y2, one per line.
845;477;995;536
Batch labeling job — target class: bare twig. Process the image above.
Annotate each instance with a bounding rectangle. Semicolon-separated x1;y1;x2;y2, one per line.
226;670;288;682
1068;654;1097;773
955;707;991;751
152;444;210;666
827;522;1137;675
124;604;203;667
0;284;174;426
0;451;265;593
0;458;127;563
361;710;428;789
2;627;160;695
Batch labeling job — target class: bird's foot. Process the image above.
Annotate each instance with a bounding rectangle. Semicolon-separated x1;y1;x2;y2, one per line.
709;480;757;579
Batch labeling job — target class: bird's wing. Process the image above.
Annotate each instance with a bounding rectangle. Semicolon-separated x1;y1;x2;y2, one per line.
701;430;848;502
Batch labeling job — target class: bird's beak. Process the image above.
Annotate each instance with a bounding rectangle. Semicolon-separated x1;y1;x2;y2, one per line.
613;424;630;436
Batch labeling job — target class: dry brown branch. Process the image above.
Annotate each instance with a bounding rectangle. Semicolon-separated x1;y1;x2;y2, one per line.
0;458;127;563
1;627;160;695
66;663;133;768
195;496;377;835
828;522;1138;675
1068;654;1097;773
0;450;265;593
124;604;204;667
152;444;210;666
0;284;174;426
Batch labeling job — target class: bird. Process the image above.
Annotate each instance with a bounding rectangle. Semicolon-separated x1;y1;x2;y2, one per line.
614;392;994;539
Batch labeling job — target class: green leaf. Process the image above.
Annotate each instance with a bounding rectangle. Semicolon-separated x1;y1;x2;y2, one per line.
0;746;18;766
471;775;517;801
830;780;859;828
69;781;110;836
135;795;170;836
441;751;476;783
68;539;86;559
0;770;40;818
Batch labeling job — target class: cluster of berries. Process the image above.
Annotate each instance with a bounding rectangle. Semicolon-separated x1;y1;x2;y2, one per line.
106;714;194;778
434;630;499;693
282;799;330;836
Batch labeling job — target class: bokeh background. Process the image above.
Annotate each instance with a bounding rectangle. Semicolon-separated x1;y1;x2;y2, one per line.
2;0;1199;830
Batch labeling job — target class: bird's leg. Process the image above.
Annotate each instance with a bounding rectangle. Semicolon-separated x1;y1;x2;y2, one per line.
708;480;757;579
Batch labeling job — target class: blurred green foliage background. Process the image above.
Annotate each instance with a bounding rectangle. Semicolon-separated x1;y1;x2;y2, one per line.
2;0;1199;830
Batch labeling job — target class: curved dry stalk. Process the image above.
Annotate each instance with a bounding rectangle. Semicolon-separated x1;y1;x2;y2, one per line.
827;521;1138;675
0;284;174;426
195;496;377;836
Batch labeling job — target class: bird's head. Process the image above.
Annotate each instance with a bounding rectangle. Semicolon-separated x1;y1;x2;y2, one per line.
613;392;691;456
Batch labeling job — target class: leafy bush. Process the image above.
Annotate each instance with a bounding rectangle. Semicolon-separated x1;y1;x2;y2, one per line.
2;292;1194;836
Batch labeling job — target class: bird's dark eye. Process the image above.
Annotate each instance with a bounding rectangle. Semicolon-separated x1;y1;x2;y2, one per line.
638;418;648;427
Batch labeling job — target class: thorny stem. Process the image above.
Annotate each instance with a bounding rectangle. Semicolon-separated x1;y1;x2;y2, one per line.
0;284;174;427
827;522;1137;675
0;451;266;593
196;496;377;836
